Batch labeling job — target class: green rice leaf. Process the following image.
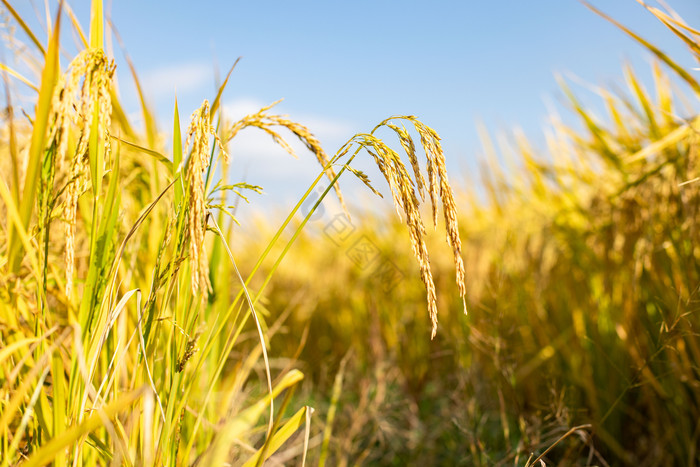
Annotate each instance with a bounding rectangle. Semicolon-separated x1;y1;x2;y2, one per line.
89;0;104;49
22;387;145;467
584;1;700;96
0;0;46;55
173;98;183;206
110;135;173;171
8;3;61;274
624;64;660;140
243;406;313;467
65;3;88;49
210;57;240;119
0;62;39;92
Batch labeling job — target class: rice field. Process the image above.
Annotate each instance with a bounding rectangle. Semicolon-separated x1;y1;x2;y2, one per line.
1;1;700;465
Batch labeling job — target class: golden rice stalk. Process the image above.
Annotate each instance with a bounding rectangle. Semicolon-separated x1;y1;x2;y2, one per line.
343;117;467;337
388;119;466;297
47;49;115;296
387;123;425;198
185;100;228;297
227;100;348;215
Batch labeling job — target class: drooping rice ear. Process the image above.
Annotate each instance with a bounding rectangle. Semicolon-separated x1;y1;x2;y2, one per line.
227;100;349;217
342;116;467;338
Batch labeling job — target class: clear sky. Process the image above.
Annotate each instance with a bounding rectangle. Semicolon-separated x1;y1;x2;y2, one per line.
3;1;699;222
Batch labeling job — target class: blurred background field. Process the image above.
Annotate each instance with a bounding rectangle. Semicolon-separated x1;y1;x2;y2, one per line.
1;1;700;466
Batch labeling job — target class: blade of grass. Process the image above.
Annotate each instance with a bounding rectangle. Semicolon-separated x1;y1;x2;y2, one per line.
89;0;104;49
109;135;173;170
253;380;298;467
0;0;46;55
64;2;88;49
22;387;146;467
0;328;70;447
319;349;352;467
0;62;39;91
50;348;67;466
0;176;43;283
1;68;20;203
0;336;42;365
209;58;240;119
109;88;136;139
8;2;62;274
3;367;50;467
173;98;183;206
583;1;700;96
209;213;275;435
244;406;313;467
627;115;700;163
527;425;593;466
636;2;700;62
624;63;660;140
196;370;304;465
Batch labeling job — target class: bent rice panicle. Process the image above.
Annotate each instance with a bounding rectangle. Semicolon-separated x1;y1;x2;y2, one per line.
334;116;467;338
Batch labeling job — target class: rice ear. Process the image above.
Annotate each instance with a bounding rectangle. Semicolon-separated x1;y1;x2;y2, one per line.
342;116;467;338
184;100;229;297
44;49;116;296
227;101;349;217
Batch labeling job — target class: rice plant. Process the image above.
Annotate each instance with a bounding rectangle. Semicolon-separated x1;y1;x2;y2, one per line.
0;1;466;465
2;0;700;465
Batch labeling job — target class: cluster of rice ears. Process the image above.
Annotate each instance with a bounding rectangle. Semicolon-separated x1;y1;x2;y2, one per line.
0;0;467;465
250;2;700;465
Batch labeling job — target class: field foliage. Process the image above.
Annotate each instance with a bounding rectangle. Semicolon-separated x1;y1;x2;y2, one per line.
1;1;699;466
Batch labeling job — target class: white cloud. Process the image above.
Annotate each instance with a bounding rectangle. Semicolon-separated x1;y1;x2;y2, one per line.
223;97;269;120
140;61;213;100
296;115;353;141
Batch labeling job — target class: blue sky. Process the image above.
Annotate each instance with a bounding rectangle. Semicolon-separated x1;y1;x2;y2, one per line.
3;1;699;222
